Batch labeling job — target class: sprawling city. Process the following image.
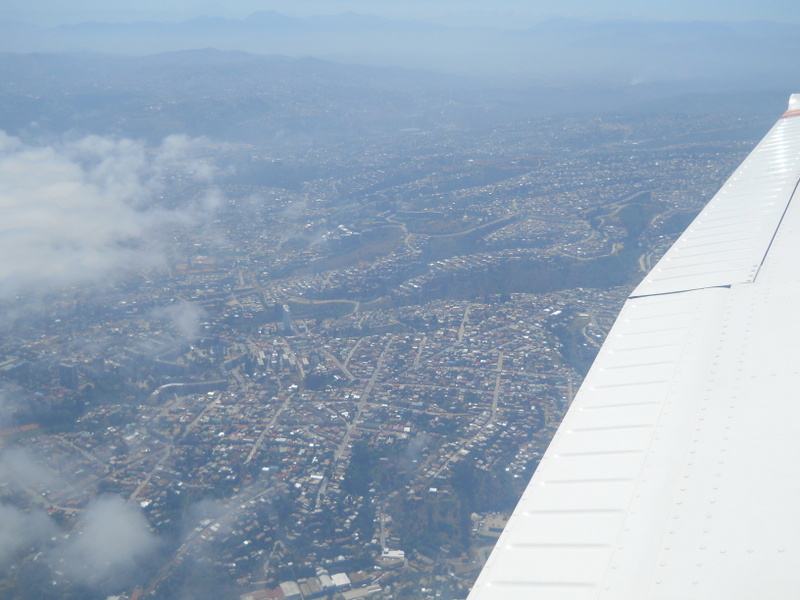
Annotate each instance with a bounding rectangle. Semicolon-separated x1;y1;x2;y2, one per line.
0;83;768;600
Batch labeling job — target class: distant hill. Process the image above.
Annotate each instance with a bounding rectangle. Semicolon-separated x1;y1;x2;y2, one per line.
0;49;789;145
0;50;465;143
1;14;800;89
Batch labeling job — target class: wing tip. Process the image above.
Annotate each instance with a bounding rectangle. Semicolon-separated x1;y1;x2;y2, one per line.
783;94;800;117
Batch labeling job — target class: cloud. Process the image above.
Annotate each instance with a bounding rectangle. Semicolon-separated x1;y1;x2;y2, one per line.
0;387;19;430
50;495;161;590
0;447;162;592
0;447;60;570
0;445;63;491
0;131;219;301
404;431;431;462
397;432;431;475
150;300;208;340
0;503;57;568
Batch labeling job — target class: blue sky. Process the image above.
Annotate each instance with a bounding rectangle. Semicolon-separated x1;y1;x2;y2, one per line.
5;0;800;27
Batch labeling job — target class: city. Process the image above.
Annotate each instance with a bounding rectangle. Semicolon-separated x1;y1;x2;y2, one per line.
0;108;764;599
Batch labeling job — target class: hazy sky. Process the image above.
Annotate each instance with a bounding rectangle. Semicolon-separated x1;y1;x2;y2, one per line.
5;0;800;27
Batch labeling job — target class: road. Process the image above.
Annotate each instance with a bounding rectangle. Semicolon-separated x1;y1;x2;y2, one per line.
334;335;395;461
425;350;504;482
320;347;355;381
130;396;219;501
245;395;291;464
457;304;472;343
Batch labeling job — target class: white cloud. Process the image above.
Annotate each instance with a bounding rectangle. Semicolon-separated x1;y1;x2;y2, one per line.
51;495;161;590
0;388;17;430
150;300;208;339
0;503;57;568
0;131;219;300
0;447;61;569
0;446;63;490
0;450;162;591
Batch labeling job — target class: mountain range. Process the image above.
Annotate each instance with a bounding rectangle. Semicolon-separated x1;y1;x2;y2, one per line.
0;47;787;148
2;13;800;89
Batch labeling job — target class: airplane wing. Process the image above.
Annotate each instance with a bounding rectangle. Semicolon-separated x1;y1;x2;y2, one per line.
467;94;800;600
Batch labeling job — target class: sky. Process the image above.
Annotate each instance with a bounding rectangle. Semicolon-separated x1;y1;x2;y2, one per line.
4;0;800;27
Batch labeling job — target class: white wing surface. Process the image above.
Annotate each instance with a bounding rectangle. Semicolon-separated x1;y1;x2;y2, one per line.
467;94;800;600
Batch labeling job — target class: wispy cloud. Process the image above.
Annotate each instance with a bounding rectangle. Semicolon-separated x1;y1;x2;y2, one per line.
0;503;57;568
0;447;162;592
0;445;63;490
0;447;61;569
149;300;208;340
0;386;21;429
49;495;162;591
0;131;219;301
